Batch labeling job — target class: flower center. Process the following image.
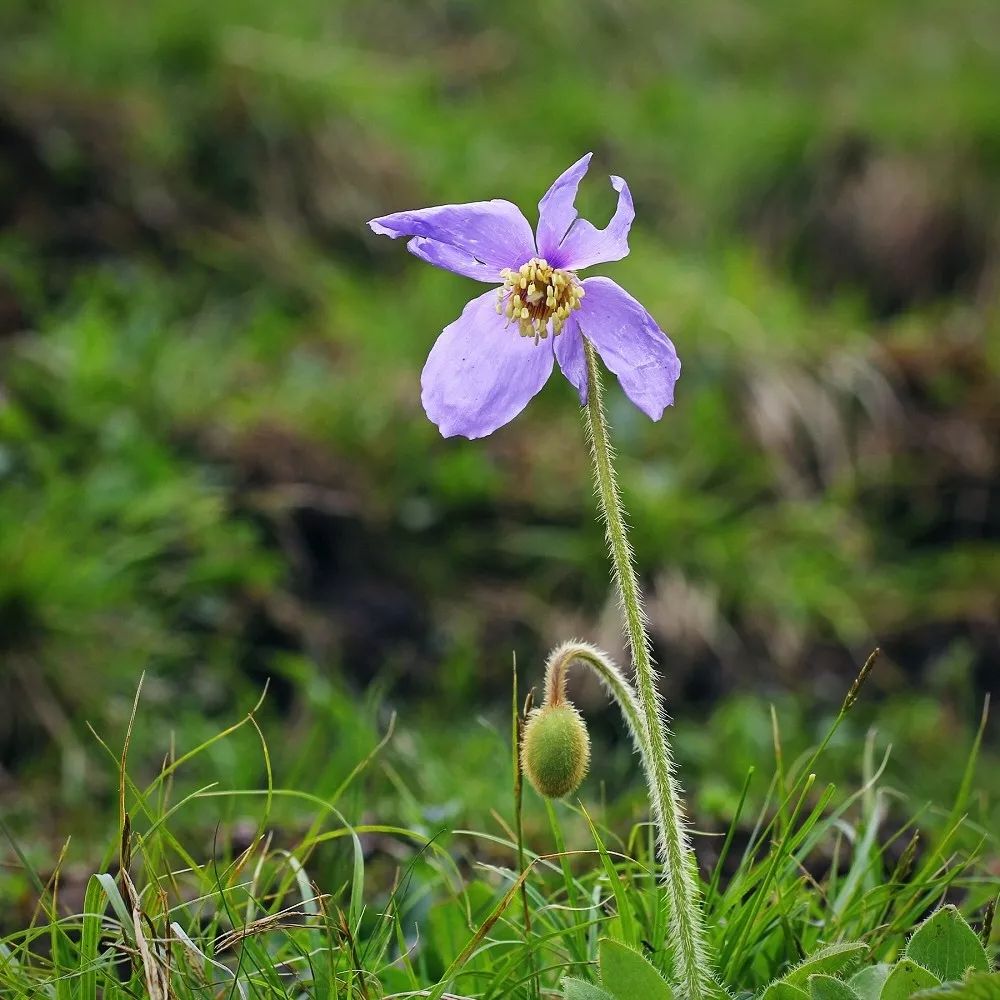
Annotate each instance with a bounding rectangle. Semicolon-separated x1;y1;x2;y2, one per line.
496;257;585;342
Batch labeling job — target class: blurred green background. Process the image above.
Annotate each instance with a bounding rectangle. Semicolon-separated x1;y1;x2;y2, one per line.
1;0;998;912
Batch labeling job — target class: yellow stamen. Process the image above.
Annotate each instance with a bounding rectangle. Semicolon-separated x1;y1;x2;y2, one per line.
497;256;584;341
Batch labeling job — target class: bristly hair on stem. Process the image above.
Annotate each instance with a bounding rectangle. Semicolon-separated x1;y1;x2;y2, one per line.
542;641;646;758
581;338;713;1000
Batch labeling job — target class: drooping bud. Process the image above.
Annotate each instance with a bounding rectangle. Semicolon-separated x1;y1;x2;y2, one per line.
521;703;590;799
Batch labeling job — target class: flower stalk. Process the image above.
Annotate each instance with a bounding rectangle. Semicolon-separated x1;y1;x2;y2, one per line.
542;640;647;765
582;339;711;1000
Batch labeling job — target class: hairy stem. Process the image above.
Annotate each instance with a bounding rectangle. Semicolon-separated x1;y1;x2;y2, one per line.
582;339;711;1000
542;640;647;763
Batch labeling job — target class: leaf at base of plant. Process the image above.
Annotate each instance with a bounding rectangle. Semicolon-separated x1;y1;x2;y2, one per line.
563;976;618;1000
598;938;673;1000
904;907;991;984
762;983;810;1000
809;974;862;1000
912;972;1000;1000
881;960;942;1000
783;944;869;987
849;964;893;1000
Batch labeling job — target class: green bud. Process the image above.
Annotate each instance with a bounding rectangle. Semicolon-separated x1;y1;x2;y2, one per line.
521;703;590;799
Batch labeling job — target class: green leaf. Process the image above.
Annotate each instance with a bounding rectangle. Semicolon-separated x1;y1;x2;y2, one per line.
583;808;637;945
905;907;991;983
783;944;870;988
78;874;106;1000
881;960;942;1000
849;964;893;1000
599;938;673;1000
49;916;74;1000
810;974;862;1000
564;978;618;1000
762;984;810;1000
912;972;1000;1000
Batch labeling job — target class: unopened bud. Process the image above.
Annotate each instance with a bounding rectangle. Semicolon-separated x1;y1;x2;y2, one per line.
521;704;590;799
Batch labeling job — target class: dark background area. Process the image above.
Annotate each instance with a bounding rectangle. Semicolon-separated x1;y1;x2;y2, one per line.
0;0;997;896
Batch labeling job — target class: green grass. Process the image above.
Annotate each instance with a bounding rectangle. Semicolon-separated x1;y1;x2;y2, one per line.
0;662;995;998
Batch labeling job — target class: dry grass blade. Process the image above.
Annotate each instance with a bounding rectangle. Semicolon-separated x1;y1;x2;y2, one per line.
213;899;328;952
132;904;168;1000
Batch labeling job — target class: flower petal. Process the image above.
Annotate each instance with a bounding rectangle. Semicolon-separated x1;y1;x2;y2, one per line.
535;153;593;262
369;199;536;271
554;316;588;406
576;277;680;420
556;175;635;271
421;290;554;439
406;236;506;282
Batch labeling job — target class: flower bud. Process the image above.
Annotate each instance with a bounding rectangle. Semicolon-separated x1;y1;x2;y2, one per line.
521;703;590;799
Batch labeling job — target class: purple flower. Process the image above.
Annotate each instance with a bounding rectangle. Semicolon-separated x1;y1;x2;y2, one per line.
368;153;680;439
